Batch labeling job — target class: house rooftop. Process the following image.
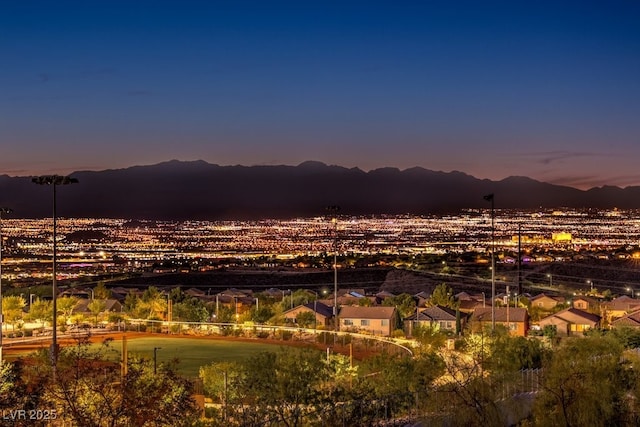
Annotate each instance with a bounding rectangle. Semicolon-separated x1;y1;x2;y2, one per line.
339;306;396;319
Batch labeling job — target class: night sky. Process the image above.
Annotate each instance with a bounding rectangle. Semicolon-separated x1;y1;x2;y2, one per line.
2;1;639;189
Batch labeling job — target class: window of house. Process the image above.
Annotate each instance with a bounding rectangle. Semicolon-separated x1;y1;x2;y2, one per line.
439;321;453;329
360;319;370;326
343;319;353;326
381;319;389;326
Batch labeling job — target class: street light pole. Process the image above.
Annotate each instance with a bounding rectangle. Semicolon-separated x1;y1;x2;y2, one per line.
32;175;78;372
483;194;495;332
327;205;340;332
0;207;12;365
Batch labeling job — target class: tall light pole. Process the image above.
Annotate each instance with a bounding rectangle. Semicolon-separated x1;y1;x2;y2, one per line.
33;175;79;371
327;205;340;331
0;207;12;365
483;194;495;332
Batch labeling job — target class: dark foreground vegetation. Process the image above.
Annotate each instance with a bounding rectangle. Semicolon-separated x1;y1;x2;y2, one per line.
4;327;640;426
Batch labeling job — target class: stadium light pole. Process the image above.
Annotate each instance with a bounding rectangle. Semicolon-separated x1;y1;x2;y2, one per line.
483;194;495;332
32;175;79;372
0;207;12;365
327;205;340;332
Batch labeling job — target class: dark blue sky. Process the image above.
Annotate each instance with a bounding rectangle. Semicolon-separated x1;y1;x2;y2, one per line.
2;1;639;189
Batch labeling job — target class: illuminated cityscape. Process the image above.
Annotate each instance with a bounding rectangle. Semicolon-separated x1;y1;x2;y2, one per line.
2;208;640;291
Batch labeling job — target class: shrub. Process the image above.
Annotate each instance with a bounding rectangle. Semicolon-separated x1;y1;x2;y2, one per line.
392;329;406;338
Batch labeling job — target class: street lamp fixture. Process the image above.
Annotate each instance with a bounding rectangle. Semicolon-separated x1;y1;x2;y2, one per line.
0;207;12;365
32;174;78;371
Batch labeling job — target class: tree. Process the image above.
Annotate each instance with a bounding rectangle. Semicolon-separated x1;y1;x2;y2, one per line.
1;295;26;332
432;344;503;425
360;352;444;421
429;283;457;309
124;291;140;314
93;282;111;300
382;293;416;319
0;360;49;419
173;297;210;322
28;299;52;330
200;361;243;412
39;337;200;427
295;311;316;328
358;297;372;307
87;299;107;326
251;305;274;324
237;348;328;426
413;323;448;351
532;336;632;427
136;286;167;320
57;296;78;326
486;334;546;373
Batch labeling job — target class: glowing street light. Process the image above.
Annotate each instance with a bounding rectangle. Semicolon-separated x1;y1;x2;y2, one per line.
32;175;79;371
0;207;12;365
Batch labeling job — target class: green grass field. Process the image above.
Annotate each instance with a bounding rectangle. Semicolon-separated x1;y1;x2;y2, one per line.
94;337;293;377
4;337;298;378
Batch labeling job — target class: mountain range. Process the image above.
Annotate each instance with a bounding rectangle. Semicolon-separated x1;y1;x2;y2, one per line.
1;160;638;220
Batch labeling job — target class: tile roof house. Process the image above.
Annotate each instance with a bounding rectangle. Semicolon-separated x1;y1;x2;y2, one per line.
458;299;485;314
538;307;601;337
338;306;397;336
571;295;599;312
283;302;334;328
469;307;529;336
73;299;123;315
530;293;566;310
601;296;640;324
404;305;465;336
611;309;640;329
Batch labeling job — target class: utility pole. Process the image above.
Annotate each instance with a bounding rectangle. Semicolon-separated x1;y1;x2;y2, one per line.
327;205;340;332
0;207;12;365
483;194;495;332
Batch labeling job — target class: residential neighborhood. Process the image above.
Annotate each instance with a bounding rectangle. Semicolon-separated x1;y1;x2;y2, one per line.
5;279;640;341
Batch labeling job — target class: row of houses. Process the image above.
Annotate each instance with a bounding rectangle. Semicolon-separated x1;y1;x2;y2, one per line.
284;291;640;338
59;286;640;338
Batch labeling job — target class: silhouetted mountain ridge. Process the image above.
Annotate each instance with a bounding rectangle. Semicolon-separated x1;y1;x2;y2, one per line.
0;160;636;220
